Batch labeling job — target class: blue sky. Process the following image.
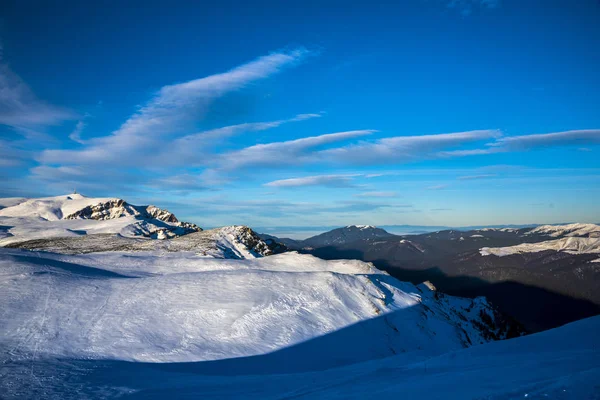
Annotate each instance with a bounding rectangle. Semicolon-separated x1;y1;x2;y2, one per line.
1;0;599;235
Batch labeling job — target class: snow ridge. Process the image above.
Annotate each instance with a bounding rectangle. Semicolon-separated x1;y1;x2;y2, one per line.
480;236;600;261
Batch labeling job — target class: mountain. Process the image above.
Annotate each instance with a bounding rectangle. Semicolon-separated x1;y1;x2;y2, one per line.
2;194;598;399
0;194;284;258
259;225;395;250
302;225;395;247
6;225;281;258
0;194;202;243
266;224;600;332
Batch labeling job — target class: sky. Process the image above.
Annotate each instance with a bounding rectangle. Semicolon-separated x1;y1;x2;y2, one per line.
1;0;600;236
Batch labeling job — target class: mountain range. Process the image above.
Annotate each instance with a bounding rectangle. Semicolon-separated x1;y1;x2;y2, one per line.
260;224;600;332
0;194;598;398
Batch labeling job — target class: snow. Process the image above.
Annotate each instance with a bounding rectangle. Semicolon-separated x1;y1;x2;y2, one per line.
479;227;519;232
1;301;598;399
2;195;598;399
0;197;28;210
470;234;484;238
525;223;600;238
350;224;377;230
0;194;199;245
0;248;509;366
0;194;116;221
480;236;600;257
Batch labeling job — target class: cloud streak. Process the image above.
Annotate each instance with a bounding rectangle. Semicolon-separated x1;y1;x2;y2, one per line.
39;48;311;165
457;174;497;180
0;61;75;129
353;191;397;198
427;184;450;190
319;130;501;165
265;174;360;188
214;130;376;171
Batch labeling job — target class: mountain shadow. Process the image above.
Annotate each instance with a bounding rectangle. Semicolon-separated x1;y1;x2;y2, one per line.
302;246;600;332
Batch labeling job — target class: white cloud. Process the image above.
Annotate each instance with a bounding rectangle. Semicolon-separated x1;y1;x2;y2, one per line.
265;174;361;188
427;184;449;190
457;174;497;180
39;48;311;165
0;62;75;129
169;113;322;164
0;139;28;167
491;129;600;150
69;120;86;144
439;129;600;157
353;191;398;198
215;130;376;171
319;130;501;165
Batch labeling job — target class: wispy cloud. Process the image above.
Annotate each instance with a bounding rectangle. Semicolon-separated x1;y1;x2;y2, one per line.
116;48;311;140
319;130;501;165
491;129;600;150
447;0;500;16
427;184;450;190
214;130;375;171
265;174;360;188
69;120;86;144
168;113;322;164
457;174;497;180
0;139;28;167
0;57;75;129
39;48;312;166
353;191;397;198
440;129;600;157
430;208;454;211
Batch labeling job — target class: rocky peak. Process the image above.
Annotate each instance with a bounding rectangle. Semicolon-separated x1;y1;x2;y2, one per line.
65;199;201;237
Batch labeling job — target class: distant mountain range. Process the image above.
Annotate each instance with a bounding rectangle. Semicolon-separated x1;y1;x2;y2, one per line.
260;224;600;332
253;223;589;239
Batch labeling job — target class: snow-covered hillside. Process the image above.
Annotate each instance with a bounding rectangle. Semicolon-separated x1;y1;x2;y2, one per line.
5;225;278;258
481;236;600;261
1;298;598;398
0;194;201;245
525;223;600;238
0;248;515;367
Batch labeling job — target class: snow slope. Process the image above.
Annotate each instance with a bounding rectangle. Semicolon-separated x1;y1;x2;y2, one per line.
5;226;279;258
0;248;514;367
1;310;598;399
480;236;600;261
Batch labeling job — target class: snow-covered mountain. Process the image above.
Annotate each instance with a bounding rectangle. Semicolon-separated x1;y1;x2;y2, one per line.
525;223;600;238
0;194;202;243
481;236;600;261
7;225;281;258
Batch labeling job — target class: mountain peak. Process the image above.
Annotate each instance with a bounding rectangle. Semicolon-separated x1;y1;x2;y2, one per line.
346;224;378;230
302;225;394;247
